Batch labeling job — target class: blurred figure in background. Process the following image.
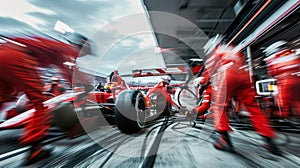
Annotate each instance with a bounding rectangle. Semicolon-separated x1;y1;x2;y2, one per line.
44;76;66;96
0;31;92;165
204;41;280;155
110;69;129;89
264;41;300;119
186;68;212;120
95;82;105;92
188;58;204;76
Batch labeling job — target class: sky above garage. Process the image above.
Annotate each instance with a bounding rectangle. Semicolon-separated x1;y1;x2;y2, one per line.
0;0;144;37
0;0;166;76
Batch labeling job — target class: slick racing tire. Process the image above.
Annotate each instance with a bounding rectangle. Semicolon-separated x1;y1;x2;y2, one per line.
115;90;146;134
52;102;79;131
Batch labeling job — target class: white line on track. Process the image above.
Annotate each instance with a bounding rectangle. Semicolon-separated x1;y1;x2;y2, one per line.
0;147;29;161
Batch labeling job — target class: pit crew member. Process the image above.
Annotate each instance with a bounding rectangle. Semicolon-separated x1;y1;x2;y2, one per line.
263;41;300;118
206;43;280;155
0;31;92;165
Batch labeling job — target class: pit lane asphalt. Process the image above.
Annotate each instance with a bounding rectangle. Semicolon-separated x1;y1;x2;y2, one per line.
0;117;300;168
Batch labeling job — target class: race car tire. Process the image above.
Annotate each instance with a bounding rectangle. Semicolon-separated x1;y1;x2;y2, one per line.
115;90;146;134
52;102;79;131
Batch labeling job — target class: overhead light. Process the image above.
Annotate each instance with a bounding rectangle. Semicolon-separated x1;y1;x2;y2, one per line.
228;0;272;46
234;0;248;16
212;34;220;44
189;58;203;61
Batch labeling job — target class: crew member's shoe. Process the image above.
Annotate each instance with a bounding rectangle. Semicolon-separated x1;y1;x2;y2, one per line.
262;136;282;156
262;142;282;156
23;144;52;166
213;132;234;152
263;144;282;156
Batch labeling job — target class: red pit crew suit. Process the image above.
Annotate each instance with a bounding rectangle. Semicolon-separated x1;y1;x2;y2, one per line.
194;86;212;115
0;36;89;146
265;48;300;118
209;46;275;138
193;69;212;118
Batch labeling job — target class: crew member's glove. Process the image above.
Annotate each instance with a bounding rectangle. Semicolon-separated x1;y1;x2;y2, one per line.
185;109;197;120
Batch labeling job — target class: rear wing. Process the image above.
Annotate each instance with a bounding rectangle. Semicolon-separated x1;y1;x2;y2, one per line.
132;65;187;78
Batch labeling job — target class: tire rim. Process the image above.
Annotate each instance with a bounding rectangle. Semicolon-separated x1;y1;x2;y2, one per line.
149;94;158;114
136;93;146;128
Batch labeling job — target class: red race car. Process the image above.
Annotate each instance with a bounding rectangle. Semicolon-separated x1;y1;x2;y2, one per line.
109;67;190;133
0;88;103;138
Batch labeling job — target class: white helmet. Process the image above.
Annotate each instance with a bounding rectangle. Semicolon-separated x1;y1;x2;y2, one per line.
50;76;61;82
161;75;172;84
263;41;288;57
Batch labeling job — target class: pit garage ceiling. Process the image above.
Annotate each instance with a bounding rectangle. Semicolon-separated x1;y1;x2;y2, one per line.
142;0;240;64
